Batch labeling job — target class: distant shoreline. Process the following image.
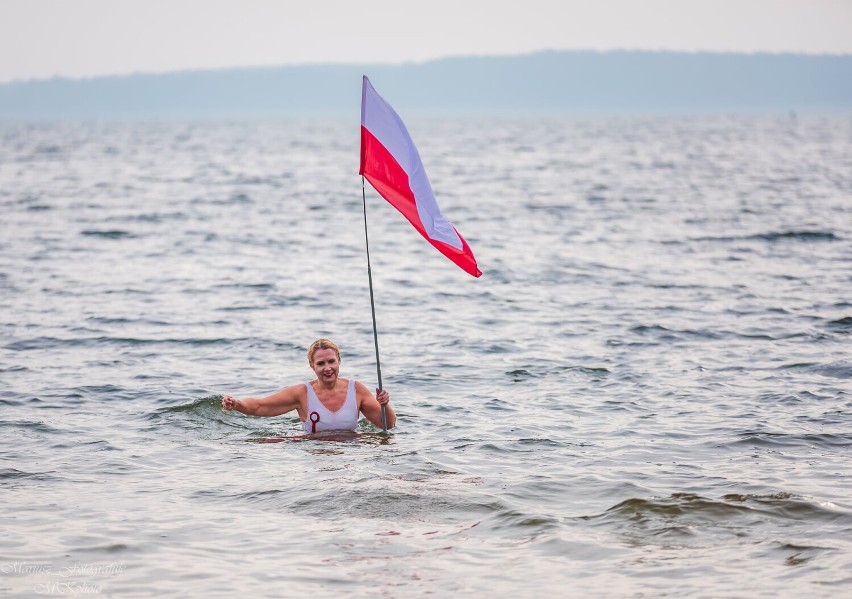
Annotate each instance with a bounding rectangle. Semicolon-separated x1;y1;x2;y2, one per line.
2;50;850;119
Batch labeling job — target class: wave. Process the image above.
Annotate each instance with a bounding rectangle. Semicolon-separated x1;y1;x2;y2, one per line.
506;365;610;382
102;212;189;224
0;419;66;435
80;229;139;239
148;395;237;429
4;336;240;351
689;230;839;243
753;230;839;242
0;468;58;483
777;361;852;380
731;430;852;449
192;480;500;522
581;492;852;547
623;323;819;344
147;395;306;441
826;316;852;332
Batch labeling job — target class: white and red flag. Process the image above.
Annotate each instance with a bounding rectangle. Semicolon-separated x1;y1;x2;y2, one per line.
359;76;482;277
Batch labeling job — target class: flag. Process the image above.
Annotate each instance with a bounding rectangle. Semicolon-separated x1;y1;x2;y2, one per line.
359;76;482;278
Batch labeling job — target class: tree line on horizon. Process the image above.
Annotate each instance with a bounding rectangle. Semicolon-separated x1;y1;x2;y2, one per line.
1;50;850;118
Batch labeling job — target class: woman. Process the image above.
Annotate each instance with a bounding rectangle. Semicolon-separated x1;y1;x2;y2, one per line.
221;338;395;432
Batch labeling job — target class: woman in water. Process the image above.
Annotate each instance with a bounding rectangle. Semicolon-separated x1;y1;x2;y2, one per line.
221;338;395;432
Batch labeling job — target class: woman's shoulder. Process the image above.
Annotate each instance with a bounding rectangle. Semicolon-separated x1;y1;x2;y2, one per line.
352;380;372;394
282;382;310;396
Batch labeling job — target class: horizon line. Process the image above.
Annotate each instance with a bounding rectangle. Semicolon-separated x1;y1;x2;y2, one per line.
3;47;852;86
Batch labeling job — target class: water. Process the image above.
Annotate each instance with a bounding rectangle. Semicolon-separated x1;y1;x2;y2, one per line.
1;115;851;597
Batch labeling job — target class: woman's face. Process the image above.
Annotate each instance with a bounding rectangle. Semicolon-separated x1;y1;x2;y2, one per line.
311;348;340;385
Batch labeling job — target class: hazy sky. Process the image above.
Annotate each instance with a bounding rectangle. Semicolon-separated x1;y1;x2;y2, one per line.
1;0;850;83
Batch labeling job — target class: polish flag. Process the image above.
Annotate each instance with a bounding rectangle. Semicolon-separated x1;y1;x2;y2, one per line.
359;76;482;278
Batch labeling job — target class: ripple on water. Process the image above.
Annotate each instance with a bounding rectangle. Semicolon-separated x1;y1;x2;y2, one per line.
730;431;852;450
581;491;852;548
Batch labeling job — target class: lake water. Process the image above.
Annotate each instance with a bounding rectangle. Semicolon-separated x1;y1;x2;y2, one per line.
1;114;851;597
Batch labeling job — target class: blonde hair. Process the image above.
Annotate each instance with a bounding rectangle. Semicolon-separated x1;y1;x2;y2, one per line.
307;338;341;367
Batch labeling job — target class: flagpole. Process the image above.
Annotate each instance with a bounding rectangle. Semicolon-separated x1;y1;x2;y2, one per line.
362;175;387;434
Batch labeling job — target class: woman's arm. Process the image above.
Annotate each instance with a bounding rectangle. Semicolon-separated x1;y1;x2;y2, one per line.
355;381;396;429
222;384;304;418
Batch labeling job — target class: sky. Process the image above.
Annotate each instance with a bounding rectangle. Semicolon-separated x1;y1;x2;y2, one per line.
1;0;850;83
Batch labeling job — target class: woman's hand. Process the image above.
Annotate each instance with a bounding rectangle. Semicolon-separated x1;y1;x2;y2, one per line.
222;395;239;411
376;388;390;406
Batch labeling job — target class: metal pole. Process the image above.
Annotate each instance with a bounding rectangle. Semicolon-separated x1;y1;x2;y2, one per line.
362;176;387;434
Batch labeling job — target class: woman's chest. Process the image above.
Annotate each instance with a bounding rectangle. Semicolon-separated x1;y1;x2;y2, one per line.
311;383;351;413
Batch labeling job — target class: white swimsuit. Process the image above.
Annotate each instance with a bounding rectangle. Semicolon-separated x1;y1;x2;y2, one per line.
303;379;359;433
